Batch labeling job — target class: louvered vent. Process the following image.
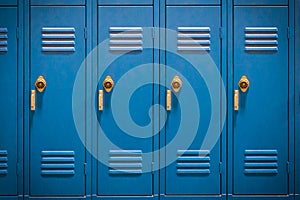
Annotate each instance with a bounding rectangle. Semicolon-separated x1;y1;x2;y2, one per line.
244;150;278;175
0;28;8;53
245;27;278;52
109;27;143;52
109;150;142;175
0;150;8;175
177;27;211;52
177;150;210;175
42;27;75;52
41;151;75;176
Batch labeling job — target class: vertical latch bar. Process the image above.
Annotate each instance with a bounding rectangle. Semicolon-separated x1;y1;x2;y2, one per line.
98;90;103;111
166;90;171;111
234;90;239;111
31;90;36;111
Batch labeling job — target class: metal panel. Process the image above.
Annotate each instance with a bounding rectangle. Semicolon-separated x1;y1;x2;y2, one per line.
98;0;153;5
29;6;85;196
30;0;85;5
165;6;221;195
0;0;17;5
234;0;288;6
233;6;289;195
0;7;18;196
166;0;220;5
97;6;154;196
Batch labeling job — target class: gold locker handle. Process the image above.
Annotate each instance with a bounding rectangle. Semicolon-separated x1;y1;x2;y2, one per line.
31;90;36;111
166;90;171;111
234;90;239;111
98;90;103;111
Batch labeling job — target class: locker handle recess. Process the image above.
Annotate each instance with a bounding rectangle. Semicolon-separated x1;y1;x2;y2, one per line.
98;90;103;111
234;90;239;111
31;90;36;111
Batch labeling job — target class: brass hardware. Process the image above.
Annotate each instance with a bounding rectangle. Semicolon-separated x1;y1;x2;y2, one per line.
31;90;36;111
171;76;182;93
98;90;103;111
234;90;239;111
35;76;46;92
166;90;171;111
238;75;250;93
103;76;114;93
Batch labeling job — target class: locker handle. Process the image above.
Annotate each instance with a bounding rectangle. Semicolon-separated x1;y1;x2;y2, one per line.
98;90;103;111
234;90;239;111
31;90;36;111
166;90;171;111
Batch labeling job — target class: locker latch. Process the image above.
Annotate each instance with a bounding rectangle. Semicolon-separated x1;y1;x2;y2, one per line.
171;76;182;93
35;76;46;93
103;76;114;93
238;76;250;93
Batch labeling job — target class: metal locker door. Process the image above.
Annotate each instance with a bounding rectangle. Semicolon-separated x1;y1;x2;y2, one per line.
29;6;86;196
0;7;18;196
165;6;221;195
97;6;154;196
233;6;289;195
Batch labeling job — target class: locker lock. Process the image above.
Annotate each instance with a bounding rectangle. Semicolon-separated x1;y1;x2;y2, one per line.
103;76;114;93
238;76;250;93
35;76;46;92
171;76;182;93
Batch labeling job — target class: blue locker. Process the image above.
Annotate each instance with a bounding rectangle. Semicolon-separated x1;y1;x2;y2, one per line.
233;6;289;195
0;6;18;197
29;6;86;196
164;5;222;196
96;6;154;197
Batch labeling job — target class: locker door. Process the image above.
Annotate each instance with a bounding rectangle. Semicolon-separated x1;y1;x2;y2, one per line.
165;6;221;195
29;6;86;196
97;6;154;196
0;7;18;196
233;6;289;195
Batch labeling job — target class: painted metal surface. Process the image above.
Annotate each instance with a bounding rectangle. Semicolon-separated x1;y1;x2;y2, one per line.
165;5;221;195
29;6;86;196
97;6;154;196
233;6;289;195
0;7;18;196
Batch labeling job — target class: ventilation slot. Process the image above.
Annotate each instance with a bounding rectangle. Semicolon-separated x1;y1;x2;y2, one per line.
177;150;210;175
109;150;142;175
244;150;278;175
245;27;278;52
177;27;211;52
109;27;143;52
0;150;8;175
42;27;75;52
0;28;8;53
41;151;75;176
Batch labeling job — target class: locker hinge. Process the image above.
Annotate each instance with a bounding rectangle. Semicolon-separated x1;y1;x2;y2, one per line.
151;162;154;174
84;163;87;175
16;27;19;39
84;28;87;39
219;162;224;174
286;162;290;174
16;163;20;175
152;27;155;39
219;27;224;39
287;27;290;39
